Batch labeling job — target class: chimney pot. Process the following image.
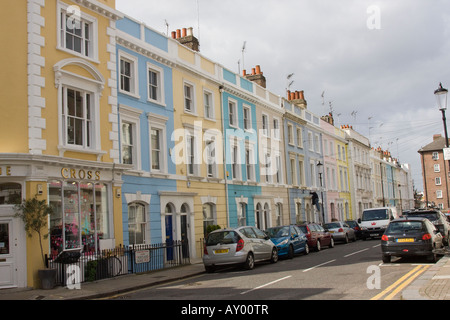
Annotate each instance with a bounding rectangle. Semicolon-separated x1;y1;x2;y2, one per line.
182;28;187;37
251;68;256;75
243;69;247;76
299;91;304;100
187;27;193;36
171;31;176;39
176;29;181;39
255;65;261;74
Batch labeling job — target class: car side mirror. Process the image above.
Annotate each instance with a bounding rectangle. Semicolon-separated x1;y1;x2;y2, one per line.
358;218;361;224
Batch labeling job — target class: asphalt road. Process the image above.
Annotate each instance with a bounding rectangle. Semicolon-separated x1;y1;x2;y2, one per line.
107;238;438;301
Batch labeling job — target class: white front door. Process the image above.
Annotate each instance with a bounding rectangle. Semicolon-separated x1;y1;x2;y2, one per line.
0;219;17;288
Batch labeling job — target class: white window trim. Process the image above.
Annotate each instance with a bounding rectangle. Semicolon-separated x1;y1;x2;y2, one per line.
287;124;294;146
146;62;166;107
272;117;281;140
57;1;99;62
261;113;269;137
245;141;256;182
228;98;238;128
297;127;303;148
119;104;143;170
147;113;169;174
437;190;443;199
183;80;196;114
203;89;215;120
243;104;252;131
230;138;242;181
204;131;219;178
118;50;140;99
54;58;104;158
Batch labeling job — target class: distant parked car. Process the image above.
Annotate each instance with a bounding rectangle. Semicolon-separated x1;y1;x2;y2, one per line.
297;223;334;251
381;217;444;263
266;225;309;258
345;220;362;239
402;209;450;245
203;226;278;273
324;221;356;243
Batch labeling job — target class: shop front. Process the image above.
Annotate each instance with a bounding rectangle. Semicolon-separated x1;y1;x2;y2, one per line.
0;155;125;288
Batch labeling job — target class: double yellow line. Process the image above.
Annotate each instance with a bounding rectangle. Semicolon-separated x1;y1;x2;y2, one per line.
371;264;430;300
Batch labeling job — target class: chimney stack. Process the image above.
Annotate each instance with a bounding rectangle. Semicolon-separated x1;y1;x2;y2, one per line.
171;27;200;52
286;89;307;109
244;65;266;88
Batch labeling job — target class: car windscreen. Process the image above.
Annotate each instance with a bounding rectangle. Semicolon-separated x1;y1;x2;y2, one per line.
362;209;388;221
346;221;357;227
266;227;289;238
385;221;425;234
324;223;340;229
403;212;438;222
206;231;240;246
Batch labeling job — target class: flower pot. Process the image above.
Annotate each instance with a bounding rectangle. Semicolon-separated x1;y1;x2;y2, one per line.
38;268;57;289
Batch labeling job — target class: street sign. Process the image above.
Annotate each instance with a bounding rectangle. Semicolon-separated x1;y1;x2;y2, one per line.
444;148;450;160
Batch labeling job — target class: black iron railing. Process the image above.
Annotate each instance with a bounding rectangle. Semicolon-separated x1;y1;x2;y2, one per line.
46;240;190;287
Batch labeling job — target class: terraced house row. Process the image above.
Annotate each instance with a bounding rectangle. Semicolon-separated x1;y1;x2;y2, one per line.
0;0;414;289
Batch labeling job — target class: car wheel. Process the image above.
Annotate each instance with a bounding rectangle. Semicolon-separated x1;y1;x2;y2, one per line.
244;252;255;270
304;243;309;255
344;234;349;244
287;245;294;259
270;247;279;263
329;237;335;248
316;240;321;251
382;254;391;263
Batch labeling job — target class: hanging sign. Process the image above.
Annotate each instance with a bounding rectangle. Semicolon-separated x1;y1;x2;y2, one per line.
444;148;450;161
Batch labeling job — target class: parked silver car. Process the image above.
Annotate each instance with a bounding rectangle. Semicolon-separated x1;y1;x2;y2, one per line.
323;221;357;243
203;226;278;273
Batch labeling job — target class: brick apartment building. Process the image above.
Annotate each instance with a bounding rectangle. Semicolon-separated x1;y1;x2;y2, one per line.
418;134;450;210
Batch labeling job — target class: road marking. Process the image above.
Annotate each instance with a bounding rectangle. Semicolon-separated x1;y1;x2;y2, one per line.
240;275;292;295
302;259;336;273
344;248;369;257
372;244;381;248
370;265;430;300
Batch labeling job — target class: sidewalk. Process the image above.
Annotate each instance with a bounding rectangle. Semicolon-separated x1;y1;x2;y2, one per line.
402;254;450;300
1;255;449;300
0;258;206;300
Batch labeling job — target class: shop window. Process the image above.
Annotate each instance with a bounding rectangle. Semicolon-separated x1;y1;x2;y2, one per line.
49;180;109;256
0;183;22;205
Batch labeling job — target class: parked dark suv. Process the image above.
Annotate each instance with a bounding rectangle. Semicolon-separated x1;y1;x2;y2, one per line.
402;209;450;245
297;223;334;251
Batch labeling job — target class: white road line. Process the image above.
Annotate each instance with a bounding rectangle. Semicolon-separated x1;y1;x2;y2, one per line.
372;244;381;248
240;275;292;295
344;248;369;257
302;259;336;272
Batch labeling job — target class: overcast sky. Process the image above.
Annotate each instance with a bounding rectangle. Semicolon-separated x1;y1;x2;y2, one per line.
116;0;450;191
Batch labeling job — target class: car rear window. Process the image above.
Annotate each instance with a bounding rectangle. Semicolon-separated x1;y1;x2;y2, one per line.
386;221;425;234
206;231;240;246
403;212;439;222
324;223;340;229
266;226;289;238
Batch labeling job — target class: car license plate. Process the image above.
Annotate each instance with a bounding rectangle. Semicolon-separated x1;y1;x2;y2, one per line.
214;249;229;254
396;238;414;243
370;233;379;237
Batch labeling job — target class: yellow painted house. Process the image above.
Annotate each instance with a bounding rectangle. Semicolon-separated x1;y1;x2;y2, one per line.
0;0;125;289
169;29;227;258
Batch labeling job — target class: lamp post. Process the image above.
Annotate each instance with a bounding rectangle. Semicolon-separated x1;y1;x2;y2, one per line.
317;161;325;224
435;83;450;209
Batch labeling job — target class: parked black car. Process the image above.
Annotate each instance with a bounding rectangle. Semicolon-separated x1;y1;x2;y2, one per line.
381;217;444;263
402;209;450;245
345;220;362;240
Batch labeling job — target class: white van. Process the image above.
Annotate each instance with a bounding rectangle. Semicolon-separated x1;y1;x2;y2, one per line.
358;207;398;240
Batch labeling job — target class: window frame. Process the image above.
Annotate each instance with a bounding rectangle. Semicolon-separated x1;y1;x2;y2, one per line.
119;104;143;170
57;1;98;62
184;81;196;114
148;113;169;174
146;62;165;106
118;50;140;98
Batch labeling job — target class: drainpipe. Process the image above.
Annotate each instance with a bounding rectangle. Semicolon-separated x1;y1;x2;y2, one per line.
219;84;230;228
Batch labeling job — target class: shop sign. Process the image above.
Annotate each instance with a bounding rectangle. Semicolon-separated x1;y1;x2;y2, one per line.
61;167;101;180
135;250;150;264
0;166;12;176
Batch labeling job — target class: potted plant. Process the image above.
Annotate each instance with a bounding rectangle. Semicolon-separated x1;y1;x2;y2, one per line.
14;196;56;289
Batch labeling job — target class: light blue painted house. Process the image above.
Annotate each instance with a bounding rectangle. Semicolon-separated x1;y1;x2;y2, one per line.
116;16;177;249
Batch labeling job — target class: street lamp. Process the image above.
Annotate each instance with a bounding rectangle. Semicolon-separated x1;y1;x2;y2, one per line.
434;83;450;209
317;161;325;224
